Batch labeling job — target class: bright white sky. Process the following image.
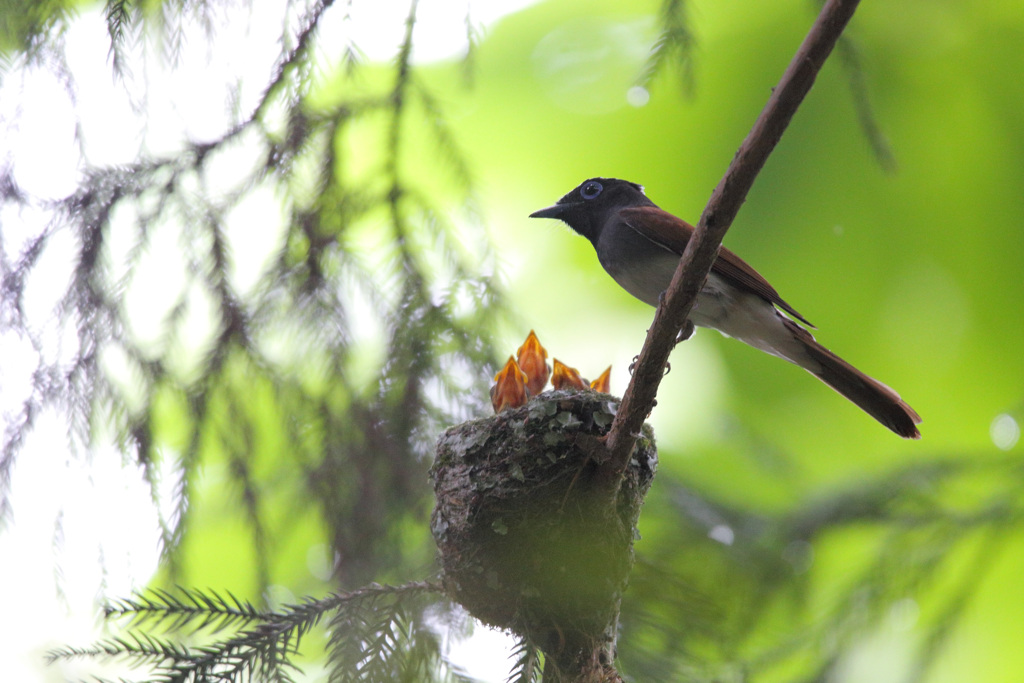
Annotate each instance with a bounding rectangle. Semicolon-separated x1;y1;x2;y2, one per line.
0;1;540;681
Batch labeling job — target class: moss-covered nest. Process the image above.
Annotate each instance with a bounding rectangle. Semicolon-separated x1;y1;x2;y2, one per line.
430;390;657;666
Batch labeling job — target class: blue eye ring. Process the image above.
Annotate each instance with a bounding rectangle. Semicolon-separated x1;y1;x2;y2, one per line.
581;181;603;200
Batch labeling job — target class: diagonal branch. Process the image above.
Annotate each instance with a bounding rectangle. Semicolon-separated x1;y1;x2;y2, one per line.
601;0;862;489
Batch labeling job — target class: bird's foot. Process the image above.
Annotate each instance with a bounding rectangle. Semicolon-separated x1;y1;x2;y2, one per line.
674;320;695;346
630;352;676;376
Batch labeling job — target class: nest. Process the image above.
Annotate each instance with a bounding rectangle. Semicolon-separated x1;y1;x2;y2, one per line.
430;390;657;668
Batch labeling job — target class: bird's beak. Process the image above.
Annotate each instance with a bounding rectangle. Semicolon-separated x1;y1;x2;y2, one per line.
529;203;566;219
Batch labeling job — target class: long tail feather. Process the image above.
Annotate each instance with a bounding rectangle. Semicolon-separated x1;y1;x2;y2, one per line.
782;319;922;439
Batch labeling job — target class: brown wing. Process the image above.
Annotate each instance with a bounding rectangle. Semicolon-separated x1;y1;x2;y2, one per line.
619;205;814;327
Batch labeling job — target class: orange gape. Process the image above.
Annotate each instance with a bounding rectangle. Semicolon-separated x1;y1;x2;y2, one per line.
516;330;550;397
490;356;530;414
551;359;588;391
490;331;613;413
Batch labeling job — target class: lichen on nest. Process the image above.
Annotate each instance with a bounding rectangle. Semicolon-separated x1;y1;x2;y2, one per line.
430;389;657;663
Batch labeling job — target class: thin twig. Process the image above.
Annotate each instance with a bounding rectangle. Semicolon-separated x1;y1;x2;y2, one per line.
601;0;862;491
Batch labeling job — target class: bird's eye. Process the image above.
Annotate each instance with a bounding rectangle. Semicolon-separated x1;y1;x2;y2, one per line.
581;181;603;200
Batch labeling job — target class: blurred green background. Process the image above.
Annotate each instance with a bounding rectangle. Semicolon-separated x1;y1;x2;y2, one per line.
3;0;1023;680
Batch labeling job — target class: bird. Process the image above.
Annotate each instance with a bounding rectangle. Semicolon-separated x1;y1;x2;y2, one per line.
551;358;589;391
516;330;551;396
530;177;921;439
491;356;530;414
590;365;612;394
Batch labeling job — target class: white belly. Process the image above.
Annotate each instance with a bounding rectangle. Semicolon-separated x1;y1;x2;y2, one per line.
609;259;814;369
